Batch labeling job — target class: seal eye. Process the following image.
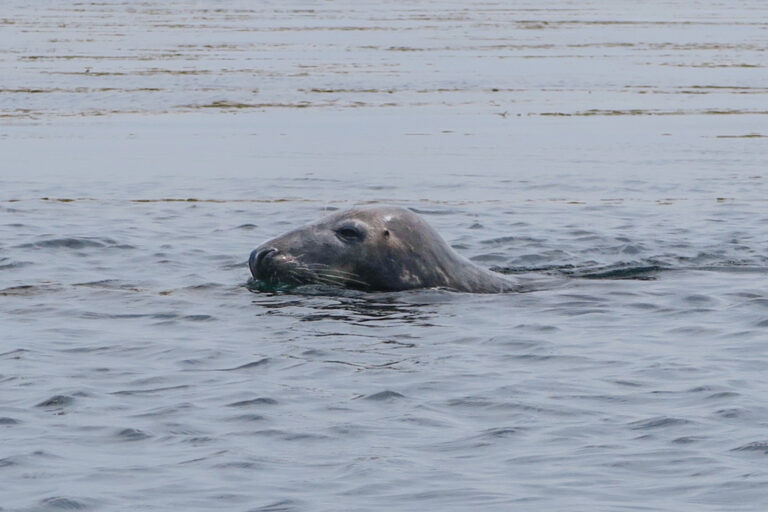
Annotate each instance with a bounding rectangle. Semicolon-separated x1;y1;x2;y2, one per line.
336;226;364;243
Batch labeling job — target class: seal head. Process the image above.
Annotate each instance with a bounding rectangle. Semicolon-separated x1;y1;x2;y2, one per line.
249;206;516;293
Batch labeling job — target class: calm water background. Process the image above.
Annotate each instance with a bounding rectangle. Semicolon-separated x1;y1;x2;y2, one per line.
2;1;768;510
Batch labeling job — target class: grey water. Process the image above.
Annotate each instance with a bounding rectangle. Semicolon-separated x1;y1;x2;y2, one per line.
2;1;768;510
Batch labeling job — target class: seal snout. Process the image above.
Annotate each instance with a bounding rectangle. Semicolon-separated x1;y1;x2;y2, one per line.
249;247;279;278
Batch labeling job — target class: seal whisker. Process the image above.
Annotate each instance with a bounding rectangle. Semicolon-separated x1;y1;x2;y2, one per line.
313;270;369;288
320;273;367;286
313;277;345;287
307;269;346;283
306;267;361;278
305;271;350;288
304;263;354;273
279;256;369;288
286;264;349;288
290;268;317;285
295;265;362;288
303;264;365;281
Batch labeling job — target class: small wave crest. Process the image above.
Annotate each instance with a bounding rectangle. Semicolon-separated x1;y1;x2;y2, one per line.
493;257;768;281
16;237;135;250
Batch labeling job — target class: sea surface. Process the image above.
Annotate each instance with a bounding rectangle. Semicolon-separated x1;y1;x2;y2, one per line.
2;1;768;511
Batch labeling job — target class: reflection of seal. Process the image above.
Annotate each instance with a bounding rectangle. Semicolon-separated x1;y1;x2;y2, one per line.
249;206;517;293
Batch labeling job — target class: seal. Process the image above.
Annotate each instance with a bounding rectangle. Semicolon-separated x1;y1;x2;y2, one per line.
248;205;518;293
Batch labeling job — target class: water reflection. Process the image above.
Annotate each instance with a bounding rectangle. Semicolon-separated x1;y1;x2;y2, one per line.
248;283;442;327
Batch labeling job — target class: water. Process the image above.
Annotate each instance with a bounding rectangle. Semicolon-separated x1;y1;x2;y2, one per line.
2;1;768;510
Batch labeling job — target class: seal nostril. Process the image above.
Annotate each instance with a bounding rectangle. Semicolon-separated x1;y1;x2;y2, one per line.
254;248;278;269
249;247;279;278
